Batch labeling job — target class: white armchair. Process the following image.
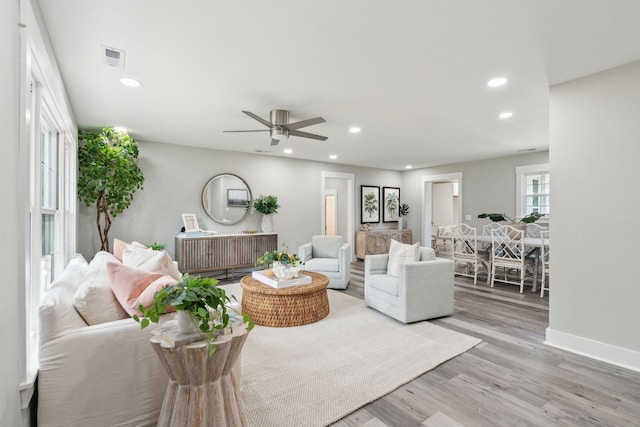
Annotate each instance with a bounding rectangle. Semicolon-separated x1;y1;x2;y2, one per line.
299;235;351;289
364;246;454;323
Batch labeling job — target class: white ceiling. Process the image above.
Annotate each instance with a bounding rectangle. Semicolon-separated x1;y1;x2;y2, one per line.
38;0;640;170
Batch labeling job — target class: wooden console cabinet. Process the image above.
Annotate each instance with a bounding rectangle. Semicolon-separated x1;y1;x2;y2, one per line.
175;232;277;274
355;229;412;260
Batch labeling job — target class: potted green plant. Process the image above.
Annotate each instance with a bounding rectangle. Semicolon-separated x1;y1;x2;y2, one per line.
147;241;166;250
78;127;145;252
133;274;254;356
398;203;409;230
253;194;280;233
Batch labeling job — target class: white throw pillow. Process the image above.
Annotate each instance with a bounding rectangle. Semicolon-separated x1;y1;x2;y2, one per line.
122;245;159;267
73;251;129;325
135;250;183;281
387;240;420;278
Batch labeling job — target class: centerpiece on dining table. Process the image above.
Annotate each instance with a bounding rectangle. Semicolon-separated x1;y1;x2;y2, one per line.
253;244;311;288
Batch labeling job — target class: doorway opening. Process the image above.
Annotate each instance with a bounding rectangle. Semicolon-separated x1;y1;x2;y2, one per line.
421;173;463;247
321;171;355;260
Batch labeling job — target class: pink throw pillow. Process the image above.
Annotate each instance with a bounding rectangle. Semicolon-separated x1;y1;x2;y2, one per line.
106;262;177;316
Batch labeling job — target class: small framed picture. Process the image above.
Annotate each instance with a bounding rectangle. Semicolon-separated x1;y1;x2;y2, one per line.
361;185;380;223
383;187;400;223
182;213;200;232
227;188;249;207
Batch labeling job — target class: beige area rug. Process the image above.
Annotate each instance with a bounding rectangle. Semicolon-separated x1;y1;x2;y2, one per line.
221;283;481;427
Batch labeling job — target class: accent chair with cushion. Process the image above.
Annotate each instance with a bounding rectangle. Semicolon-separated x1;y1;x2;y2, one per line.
364;240;454;323
299;235;351;289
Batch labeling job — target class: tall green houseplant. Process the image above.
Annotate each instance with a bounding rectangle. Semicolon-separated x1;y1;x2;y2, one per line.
78;127;145;252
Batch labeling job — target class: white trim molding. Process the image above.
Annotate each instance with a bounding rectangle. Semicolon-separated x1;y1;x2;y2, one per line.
545;327;640;373
421;172;463;247
515;163;549;220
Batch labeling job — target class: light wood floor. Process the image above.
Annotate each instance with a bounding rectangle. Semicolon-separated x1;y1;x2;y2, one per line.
331;254;640;426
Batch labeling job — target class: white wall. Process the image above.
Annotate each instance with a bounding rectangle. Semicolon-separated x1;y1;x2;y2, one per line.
546;60;640;370
77;142;403;259
1;0;29;424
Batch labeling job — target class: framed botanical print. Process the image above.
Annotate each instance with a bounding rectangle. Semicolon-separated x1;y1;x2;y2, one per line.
383;187;400;223
361;185;380;223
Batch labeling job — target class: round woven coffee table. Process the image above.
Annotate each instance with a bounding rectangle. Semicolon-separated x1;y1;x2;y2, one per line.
240;271;329;327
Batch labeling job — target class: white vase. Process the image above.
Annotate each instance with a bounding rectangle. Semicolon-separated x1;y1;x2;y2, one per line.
398;217;403;230
177;310;198;334
261;214;273;233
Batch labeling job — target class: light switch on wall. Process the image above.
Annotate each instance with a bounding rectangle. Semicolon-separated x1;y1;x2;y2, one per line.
465;214;471;221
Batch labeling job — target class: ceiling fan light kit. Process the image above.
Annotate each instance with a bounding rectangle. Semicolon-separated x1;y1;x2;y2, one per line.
225;109;327;146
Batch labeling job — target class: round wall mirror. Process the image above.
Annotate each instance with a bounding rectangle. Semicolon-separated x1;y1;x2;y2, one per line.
202;173;252;225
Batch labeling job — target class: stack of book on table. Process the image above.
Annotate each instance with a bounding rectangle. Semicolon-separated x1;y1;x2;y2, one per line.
252;269;312;289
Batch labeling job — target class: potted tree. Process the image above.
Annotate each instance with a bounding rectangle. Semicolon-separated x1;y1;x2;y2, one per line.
78;127;145;252
253;194;279;233
133;274;254;355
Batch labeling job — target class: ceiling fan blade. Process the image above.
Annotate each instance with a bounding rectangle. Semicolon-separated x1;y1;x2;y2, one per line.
285;116;326;130
242;111;273;128
223;129;270;133
270;139;280;146
289;129;328;141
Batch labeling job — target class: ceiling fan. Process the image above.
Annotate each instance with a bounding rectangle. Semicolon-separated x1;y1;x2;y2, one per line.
224;110;327;146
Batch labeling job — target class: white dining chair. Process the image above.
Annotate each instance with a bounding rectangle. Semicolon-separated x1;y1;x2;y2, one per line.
539;230;550;297
452;224;491;284
526;223;548;238
435;224;453;253
482;223;502;236
490;224;537;293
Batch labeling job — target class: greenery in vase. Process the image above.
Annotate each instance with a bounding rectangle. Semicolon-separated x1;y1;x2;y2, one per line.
478;212;545;224
253;194;280;215
77;127;145;252
255;244;301;269
399;203;409;217
133;274;254;356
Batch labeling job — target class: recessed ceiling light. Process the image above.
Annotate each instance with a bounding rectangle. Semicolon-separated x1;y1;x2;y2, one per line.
283;148;293;154
405;165;413;169
498;111;513;119
119;77;141;87
329;154;337;160
487;77;508;87
349;127;361;134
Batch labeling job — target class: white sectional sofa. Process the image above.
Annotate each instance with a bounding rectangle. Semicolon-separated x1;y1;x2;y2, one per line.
38;252;170;427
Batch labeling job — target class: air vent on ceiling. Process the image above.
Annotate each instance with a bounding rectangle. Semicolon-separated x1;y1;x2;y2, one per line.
101;45;125;68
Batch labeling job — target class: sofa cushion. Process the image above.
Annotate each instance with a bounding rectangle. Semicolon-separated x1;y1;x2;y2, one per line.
126;249;183;281
311;235;344;258
113;239;147;261
368;274;400;297
122;244;158;267
107;262;178;316
419;246;436;261
73;251;129;325
305;257;340;273
40;254;90;342
387;240;420;277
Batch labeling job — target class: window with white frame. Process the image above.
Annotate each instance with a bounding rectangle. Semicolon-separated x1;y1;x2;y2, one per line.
515;163;550;220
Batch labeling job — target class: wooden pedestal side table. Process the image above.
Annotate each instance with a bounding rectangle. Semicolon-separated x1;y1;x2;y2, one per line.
150;325;249;427
240;271;330;327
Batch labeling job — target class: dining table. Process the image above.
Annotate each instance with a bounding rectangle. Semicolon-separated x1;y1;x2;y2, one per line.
474;234;549;292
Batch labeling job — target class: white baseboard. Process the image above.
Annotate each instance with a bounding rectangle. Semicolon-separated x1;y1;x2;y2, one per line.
545;327;640;373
